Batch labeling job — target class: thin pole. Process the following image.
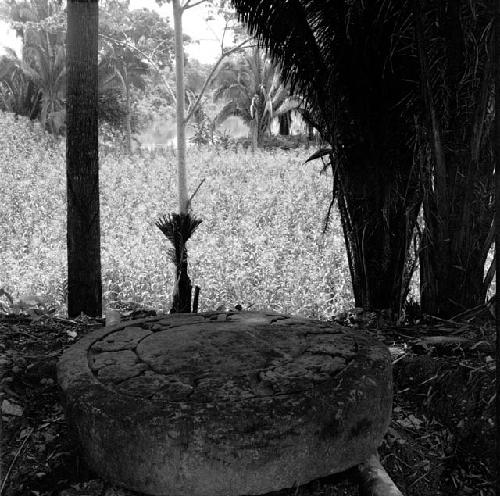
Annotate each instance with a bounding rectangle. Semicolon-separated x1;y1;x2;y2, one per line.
173;0;189;214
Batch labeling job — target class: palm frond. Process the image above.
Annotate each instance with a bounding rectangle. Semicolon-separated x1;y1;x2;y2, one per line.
304;147;333;163
215;100;251;125
1;47;19;61
156;213;203;269
274;96;302;116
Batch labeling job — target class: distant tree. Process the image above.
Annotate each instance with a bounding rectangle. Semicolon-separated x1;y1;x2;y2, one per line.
99;5;176;151
23;39;66;134
97;60;129;131
98;47;148;151
0;41;66;134
0;38;131;134
0;0;65;59
185;58;212;93
0;49;40;117
66;0;102;318
1;0;176;138
0;1;66;133
214;47;300;149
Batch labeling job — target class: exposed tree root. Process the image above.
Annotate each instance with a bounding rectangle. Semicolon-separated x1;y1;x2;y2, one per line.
357;454;403;496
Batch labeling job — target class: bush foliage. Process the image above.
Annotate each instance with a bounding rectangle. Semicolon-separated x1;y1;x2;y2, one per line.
0;111;352;319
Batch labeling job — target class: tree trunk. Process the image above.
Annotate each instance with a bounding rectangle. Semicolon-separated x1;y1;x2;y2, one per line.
308;123;314;140
172;0;191;312
279;111;290;135
251;118;258;152
337;139;421;316
172;255;192;313
66;0;102;318
230;0;424;320
313;4;422;319
0;405;2;489
495;0;500;492
124;69;132;154
357;454;403;496
419;151;493;317
415;0;494;318
173;0;189;214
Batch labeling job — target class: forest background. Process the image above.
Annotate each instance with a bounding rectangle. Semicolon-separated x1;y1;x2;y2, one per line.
0;0;495;321
0;0;344;320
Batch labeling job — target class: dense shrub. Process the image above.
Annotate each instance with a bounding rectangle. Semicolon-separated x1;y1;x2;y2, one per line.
0;111;352;318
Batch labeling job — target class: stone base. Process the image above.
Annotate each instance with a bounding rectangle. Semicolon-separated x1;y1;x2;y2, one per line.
57;311;392;496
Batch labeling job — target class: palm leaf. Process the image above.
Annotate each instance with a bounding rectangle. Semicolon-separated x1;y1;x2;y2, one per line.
304;147;333;163
274;96;302;116
216;100;252;125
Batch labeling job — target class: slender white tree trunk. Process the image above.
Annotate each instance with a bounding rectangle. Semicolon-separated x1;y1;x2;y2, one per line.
125;70;132;154
173;0;189;214
114;68;132;153
251;119;258;152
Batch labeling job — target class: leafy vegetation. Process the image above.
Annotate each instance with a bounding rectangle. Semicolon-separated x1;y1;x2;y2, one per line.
0;111;351;319
0;0;178;142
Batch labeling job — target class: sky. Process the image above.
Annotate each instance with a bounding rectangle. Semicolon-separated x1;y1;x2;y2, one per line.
0;1;231;64
0;19;22;57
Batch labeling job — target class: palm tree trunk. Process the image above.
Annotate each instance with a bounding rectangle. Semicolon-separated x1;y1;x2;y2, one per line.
415;0;494;318
494;1;500;492
419;150;493;317
66;0;102;318
337;143;421;316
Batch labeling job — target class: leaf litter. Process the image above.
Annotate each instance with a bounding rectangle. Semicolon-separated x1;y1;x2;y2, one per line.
0;303;495;496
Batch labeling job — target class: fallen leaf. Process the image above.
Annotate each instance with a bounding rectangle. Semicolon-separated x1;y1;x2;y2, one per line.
1;398;23;416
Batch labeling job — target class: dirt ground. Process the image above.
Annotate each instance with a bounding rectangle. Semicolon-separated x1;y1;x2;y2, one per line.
0;306;495;496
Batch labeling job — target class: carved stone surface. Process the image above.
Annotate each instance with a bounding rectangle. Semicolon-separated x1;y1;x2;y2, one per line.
57;311;392;496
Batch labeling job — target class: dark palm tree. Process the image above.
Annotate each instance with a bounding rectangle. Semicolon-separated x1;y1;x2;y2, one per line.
232;0;422;317
0;49;40;118
0;40;66;134
414;0;494;317
23;40;67;134
232;1;494;319
97;58;128;130
66;0;102;318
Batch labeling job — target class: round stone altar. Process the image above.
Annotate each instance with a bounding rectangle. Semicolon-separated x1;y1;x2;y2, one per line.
57;311;392;496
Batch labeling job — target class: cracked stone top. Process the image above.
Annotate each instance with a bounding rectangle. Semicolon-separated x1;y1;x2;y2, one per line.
87;312;363;403
57;311;393;496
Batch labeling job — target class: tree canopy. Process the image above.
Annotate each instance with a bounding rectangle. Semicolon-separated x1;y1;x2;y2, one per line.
214;47;300;147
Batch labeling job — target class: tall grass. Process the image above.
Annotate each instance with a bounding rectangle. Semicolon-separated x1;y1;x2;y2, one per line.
0;111;352;319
